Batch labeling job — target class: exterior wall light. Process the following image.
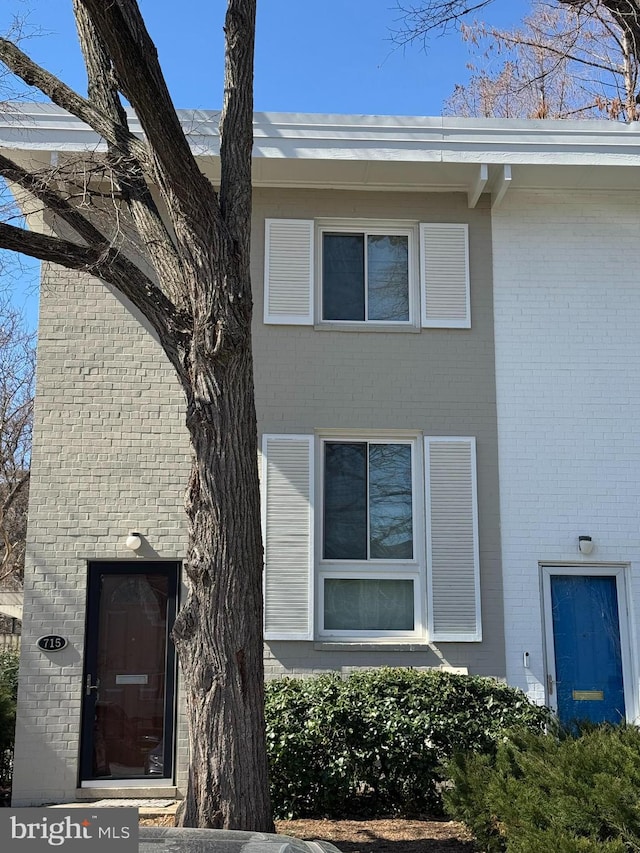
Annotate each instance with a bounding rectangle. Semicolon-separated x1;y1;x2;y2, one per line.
578;535;594;555
125;531;143;551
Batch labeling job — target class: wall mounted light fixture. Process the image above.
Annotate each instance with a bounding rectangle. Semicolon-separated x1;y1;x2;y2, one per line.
125;531;142;551
578;535;594;555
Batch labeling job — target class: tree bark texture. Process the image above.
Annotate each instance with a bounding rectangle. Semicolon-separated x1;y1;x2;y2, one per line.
0;0;272;830
174;343;269;828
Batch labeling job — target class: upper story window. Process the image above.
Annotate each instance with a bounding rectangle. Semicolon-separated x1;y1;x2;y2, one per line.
264;218;470;330
321;228;412;324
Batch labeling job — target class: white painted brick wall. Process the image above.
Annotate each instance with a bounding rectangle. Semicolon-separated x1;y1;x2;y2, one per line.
493;189;640;715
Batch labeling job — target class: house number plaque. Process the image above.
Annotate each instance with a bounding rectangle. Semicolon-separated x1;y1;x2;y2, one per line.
37;635;68;652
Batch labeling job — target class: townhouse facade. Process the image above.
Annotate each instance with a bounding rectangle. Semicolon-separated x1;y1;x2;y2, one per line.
2;106;640;804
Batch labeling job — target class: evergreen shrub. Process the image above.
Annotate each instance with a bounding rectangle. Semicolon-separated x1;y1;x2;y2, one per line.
265;667;550;819
0;650;19;793
444;724;640;853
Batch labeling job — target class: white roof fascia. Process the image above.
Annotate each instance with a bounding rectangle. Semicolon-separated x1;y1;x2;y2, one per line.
1;103;640;168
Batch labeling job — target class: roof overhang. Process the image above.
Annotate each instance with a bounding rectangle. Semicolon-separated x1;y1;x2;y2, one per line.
3;103;640;202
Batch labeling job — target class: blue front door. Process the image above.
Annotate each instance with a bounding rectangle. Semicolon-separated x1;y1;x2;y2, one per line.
550;575;625;727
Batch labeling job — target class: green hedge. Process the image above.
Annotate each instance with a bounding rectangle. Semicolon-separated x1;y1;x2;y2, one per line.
444;724;640;853
265;667;551;819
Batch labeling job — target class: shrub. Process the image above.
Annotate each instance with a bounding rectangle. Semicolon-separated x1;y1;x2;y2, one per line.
444;724;640;853
0;650;19;794
0;650;19;702
265;667;550;819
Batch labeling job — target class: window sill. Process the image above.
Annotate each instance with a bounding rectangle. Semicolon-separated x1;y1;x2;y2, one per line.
314;322;421;334
314;642;433;652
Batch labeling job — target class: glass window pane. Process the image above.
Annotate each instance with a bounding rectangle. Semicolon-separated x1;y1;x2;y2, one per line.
323;233;365;320
324;443;367;559
324;578;414;630
367;235;409;321
369;444;413;559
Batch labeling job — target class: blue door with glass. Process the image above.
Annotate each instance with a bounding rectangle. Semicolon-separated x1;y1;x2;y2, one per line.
550;575;625;726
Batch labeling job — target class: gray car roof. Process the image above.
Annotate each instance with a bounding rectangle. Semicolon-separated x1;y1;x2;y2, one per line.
138;827;340;853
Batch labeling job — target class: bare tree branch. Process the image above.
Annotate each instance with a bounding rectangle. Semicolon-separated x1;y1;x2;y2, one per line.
219;0;256;238
74;0;241;365
0;220;190;380
0;303;32;589
0;152;191;373
0;471;29;585
0;152;120;247
393;0;497;42
1;470;28;521
394;0;640;64
0;36;152;169
443;2;640;120
76;0;220;229
596;1;640;61
494;32;631;75
72;0;188;308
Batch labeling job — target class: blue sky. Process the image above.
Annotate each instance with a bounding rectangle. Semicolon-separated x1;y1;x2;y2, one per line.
4;0;533;114
1;0;532;326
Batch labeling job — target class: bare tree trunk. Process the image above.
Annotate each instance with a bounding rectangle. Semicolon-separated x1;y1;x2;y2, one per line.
0;0;271;828
175;408;272;818
174;349;269;828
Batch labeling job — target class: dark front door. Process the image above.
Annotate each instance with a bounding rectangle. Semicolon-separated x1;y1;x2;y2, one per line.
550;574;625;727
80;562;178;782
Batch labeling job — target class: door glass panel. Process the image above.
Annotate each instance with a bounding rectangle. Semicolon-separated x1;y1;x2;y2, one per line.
92;572;170;778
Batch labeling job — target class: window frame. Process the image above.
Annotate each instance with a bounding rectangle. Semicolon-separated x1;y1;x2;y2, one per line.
316;432;425;639
316;220;420;330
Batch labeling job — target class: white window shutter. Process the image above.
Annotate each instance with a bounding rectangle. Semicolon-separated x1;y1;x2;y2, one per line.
264;219;314;325
262;434;314;640
425;437;481;642
420;223;470;328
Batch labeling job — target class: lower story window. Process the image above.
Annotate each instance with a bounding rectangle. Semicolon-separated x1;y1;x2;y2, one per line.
319;436;422;638
262;432;481;643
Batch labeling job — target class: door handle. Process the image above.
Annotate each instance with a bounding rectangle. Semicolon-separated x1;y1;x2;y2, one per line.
547;673;560;696
85;675;99;697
